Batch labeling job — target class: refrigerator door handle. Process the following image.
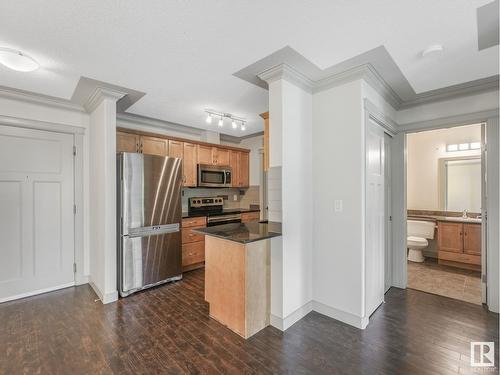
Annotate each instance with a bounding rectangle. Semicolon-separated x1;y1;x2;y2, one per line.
126;223;180;238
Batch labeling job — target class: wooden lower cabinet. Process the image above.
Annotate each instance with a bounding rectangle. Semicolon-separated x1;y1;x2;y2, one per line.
241;211;260;222
181;217;207;271
437;221;481;270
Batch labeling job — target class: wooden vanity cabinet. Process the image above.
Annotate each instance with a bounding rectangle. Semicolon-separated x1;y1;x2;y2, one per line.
463;224;481;256
437;221;481;270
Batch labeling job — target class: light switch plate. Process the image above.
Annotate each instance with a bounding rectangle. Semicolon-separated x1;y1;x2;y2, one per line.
334;199;343;212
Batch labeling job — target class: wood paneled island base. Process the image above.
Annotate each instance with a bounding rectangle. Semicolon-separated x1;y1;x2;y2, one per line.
205;235;270;339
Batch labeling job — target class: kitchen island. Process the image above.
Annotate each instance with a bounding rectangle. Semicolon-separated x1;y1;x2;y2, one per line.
194;221;281;338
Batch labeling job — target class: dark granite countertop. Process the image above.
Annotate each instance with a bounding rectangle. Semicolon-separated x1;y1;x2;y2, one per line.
182;208;260;219
408;214;481;224
193;221;282;244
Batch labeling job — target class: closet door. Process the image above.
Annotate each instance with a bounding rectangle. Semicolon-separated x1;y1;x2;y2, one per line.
0;126;75;302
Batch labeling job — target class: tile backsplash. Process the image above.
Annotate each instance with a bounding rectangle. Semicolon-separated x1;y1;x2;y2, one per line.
182;186;260;212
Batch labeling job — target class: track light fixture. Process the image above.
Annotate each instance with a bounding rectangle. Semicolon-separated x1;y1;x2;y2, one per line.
205;109;247;131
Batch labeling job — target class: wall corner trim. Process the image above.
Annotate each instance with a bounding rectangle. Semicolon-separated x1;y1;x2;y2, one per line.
312;300;369;329
270;301;314;331
89;279;118;304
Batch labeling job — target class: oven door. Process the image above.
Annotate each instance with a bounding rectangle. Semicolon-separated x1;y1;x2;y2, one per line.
207;214;242;227
198;165;230;187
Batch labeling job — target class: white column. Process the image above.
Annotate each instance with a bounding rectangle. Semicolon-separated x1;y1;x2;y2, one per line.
258;65;314;330
86;88;125;304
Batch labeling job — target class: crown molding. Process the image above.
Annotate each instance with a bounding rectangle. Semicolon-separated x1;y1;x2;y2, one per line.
117;112;204;137
364;98;398;135
220;131;264;144
398;108;499;133
399;75;499;109
0;114;85;134
258;64;314;93
258;63;402;109
0;85;85;113
84;87;127;112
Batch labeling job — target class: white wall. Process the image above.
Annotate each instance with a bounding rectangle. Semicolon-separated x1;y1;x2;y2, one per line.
0;96;91;280
407;124;482;210
312;80;365;321
397;91;499;125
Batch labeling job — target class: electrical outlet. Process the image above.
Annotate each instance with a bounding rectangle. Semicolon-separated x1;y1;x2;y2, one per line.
233;194;238;201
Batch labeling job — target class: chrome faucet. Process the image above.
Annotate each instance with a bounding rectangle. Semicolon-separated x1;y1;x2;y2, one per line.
462;209;468;218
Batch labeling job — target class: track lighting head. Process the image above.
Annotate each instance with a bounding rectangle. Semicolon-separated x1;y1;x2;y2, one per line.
218;117;223;127
206;113;212;124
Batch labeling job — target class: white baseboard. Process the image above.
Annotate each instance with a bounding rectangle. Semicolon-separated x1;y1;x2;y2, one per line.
89;280;118;304
270;301;313;331
312;300;369;329
0;282;75;303
75;274;89;286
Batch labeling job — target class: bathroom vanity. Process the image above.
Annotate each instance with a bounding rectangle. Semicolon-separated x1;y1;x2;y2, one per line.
437;220;481;271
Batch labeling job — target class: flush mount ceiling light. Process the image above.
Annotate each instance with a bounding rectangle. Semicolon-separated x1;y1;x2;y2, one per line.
205;109;247;131
0;47;39;72
421;44;444;58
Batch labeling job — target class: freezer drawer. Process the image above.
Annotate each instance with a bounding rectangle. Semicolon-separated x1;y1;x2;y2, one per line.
119;231;182;297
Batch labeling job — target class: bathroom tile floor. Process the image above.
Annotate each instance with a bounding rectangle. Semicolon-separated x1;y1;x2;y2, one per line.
407;258;482;305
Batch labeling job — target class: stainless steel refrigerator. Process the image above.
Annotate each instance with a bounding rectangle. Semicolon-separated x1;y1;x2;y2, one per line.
117;152;183;297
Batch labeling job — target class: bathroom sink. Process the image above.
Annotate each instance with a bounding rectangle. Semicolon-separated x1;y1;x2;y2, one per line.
442;216;481;224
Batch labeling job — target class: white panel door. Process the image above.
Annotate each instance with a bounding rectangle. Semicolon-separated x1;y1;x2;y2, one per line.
365;119;385;317
0;125;74;302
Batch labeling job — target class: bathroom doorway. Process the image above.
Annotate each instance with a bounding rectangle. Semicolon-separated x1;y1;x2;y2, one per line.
405;123;485;305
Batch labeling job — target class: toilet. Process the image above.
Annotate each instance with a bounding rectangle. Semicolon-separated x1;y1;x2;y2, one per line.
407;220;436;262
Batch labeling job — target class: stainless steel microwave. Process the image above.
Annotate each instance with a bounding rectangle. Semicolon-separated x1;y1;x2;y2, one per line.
197;164;232;187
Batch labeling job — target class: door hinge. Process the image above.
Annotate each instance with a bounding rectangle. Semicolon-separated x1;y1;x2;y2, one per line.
73;145;77;156
482;274;487;283
73;263;77;273
73;204;77;215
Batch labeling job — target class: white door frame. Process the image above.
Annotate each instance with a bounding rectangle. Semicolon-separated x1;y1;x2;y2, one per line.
0;114;87;287
364;100;397;294
392;109;499;313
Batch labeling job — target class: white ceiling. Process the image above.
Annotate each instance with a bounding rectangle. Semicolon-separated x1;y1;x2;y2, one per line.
0;0;497;135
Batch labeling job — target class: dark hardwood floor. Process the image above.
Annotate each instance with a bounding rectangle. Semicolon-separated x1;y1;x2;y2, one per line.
0;269;498;375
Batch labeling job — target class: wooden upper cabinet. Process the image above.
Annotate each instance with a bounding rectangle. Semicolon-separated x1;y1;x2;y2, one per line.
260;112;269;172
117;131;139;153
168;140;184;159
197;145;214;165
463;224;481;255
229;150;240;187
438;222;463;253
183;142;197;187
239;152;250;187
215;148;230;166
141;136;168;156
